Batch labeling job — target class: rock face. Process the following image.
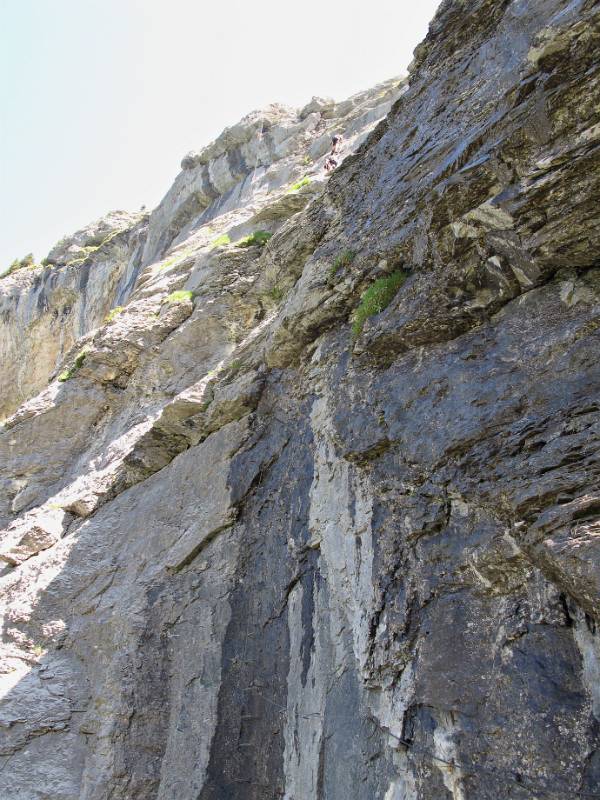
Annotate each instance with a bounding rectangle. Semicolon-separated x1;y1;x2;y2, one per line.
0;212;148;420
1;2;600;798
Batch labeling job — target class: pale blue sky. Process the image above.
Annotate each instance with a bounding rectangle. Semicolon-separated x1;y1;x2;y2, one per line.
0;0;440;267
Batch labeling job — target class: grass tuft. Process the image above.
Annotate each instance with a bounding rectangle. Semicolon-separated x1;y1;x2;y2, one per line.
267;285;285;303
58;348;89;382
287;176;311;193
165;290;194;304
104;306;124;323
3;253;38;278
236;230;273;248
328;249;355;282
210;234;231;249
351;271;406;337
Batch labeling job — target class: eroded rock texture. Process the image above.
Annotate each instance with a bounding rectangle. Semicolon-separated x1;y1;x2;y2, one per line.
1;1;600;798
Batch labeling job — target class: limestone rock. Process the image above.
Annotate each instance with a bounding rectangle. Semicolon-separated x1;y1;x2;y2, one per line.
45;209;145;266
299;95;335;119
0;509;69;566
0;213;148;419
1;2;600;799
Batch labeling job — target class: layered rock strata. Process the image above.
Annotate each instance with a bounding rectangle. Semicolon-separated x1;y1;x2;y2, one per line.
1;2;600;798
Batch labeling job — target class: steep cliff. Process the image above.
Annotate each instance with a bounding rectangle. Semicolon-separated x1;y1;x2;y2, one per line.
1;2;599;798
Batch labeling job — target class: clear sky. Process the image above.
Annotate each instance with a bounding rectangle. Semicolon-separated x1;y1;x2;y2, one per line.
0;0;440;267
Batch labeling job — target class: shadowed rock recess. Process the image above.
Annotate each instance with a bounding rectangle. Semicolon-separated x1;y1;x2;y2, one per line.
1;1;600;797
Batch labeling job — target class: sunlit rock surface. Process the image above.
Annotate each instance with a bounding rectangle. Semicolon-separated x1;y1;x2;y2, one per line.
1;1;600;797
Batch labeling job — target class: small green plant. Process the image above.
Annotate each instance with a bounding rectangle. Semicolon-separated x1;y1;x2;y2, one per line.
32;644;44;657
335;250;355;269
267;285;285;302
236;230;273;248
74;350;88;369
287;176;311;193
229;358;243;373
58;348;89;382
4;253;37;278
104;306;124;323
17;253;34;269
210;234;231;249
351;271;406;337
328;249;355;282
302;155;312;166
165;289;194;304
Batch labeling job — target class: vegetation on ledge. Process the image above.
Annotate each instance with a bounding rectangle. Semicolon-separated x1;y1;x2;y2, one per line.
64;229;125;268
58;349;89;382
165;290;194;304
266;284;285;303
236;230;273;248
328;249;355;283
287;176;311;193
3;253;39;278
210;234;231;249
104;306;124;324
351;271;406;336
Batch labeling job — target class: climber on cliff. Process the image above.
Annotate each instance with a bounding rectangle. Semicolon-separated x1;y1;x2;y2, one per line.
324;134;343;173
